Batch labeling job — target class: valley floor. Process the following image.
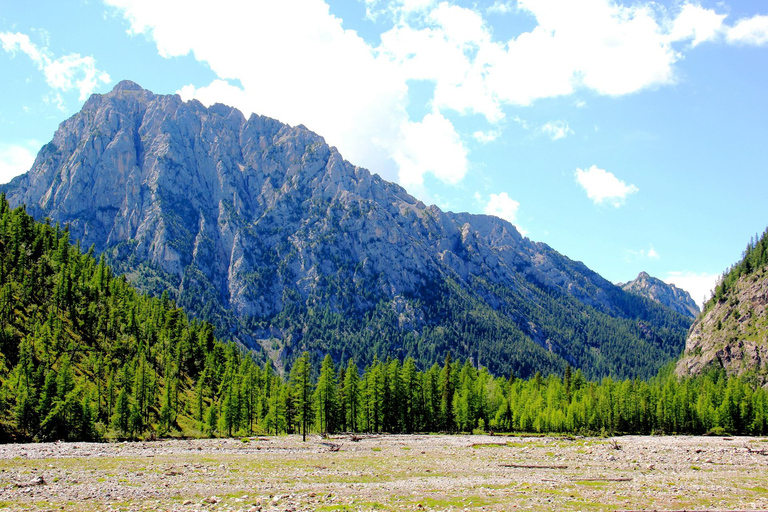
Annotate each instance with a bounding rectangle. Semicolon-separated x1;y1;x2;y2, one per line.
0;434;766;511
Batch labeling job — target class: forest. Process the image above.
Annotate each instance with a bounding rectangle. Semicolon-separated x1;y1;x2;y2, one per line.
709;226;768;309
0;195;766;442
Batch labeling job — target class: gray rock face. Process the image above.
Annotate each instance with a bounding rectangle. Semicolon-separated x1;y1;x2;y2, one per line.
676;268;768;384
2;81;691;377
620;271;700;318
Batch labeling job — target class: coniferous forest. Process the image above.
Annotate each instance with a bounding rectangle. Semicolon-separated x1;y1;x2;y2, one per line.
1;195;767;443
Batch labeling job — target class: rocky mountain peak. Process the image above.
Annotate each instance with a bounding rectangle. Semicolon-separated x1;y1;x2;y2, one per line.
0;81;692;379
112;79;146;92
620;271;700;318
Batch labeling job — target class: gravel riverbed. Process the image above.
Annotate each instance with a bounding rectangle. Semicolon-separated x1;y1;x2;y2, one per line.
0;434;767;511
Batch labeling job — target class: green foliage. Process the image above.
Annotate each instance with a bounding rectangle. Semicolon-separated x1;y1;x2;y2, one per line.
262;272;689;382
0;194;761;442
0;196;272;441
708;227;768;310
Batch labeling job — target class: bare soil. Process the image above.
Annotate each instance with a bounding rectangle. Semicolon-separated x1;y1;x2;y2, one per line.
1;434;767;511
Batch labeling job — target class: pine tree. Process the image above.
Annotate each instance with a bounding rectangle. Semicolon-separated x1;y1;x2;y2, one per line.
343;359;360;432
290;352;312;441
113;387;131;438
314;354;337;434
440;353;454;431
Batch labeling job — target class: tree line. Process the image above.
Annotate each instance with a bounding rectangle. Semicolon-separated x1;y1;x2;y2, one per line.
710;226;768;308
0;195;766;442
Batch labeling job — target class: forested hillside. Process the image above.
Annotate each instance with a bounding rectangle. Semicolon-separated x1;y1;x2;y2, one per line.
0;196;274;441
708;228;768;309
677;227;768;381
1;196;765;442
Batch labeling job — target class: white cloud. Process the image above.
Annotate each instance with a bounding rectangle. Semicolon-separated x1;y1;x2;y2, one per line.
625;243;660;262
670;3;726;47
484;192;521;226
663;271;720;308
0;32;110;101
575;165;639;207
541;120;574;140
512;116;531;131
393;112;468;187
487;1;514;15
364;0;436;19
0;141;39;184
487;0;683;104
727;15;768;46
102;0;768;193
473;129;500;143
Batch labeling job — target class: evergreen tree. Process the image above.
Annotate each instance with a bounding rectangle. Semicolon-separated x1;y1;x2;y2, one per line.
343;359;360;432
290;352;312;441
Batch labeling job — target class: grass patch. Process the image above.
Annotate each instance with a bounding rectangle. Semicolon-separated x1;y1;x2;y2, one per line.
471;442;508;449
316;503;391;511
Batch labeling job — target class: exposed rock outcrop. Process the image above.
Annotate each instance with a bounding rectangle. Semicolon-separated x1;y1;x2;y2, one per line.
676;267;768;384
1;81;692;378
620;271;700;318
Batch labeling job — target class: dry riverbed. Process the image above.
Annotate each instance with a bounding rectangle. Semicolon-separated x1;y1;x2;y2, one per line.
0;434;767;511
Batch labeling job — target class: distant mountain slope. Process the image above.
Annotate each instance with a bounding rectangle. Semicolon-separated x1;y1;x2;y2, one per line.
677;229;768;383
620;271;700;318
1;81;692;379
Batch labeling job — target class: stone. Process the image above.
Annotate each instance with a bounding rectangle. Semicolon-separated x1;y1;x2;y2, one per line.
620;271;700;318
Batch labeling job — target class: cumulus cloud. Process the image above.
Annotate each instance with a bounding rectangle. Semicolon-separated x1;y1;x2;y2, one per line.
664;271;720;308
0;32;110;101
669;3;726;47
575;165;639;207
393;112;468;187
0;141;39;184
103;0;768;190
484;192;521;226
541;120;574;140
727;15;768;46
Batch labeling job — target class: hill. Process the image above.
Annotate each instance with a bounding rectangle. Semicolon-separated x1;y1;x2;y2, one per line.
676;229;768;383
0;196;279;441
620;271;700;318
1;81;692;380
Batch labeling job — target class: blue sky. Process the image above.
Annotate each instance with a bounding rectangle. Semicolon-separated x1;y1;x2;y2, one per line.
1;0;767;305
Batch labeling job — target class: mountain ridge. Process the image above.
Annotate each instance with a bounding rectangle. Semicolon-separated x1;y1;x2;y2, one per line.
619;271;700;318
1;80;692;379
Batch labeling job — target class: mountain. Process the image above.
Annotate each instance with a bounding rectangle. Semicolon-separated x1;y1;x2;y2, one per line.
619;271;700;318
1;80;692;380
676;229;768;383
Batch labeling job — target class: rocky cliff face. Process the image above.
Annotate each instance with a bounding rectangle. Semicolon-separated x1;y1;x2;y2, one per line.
2;81;692;378
676;267;768;383
620;272;700;318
